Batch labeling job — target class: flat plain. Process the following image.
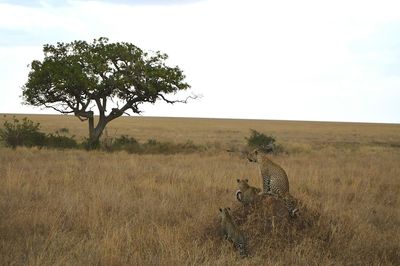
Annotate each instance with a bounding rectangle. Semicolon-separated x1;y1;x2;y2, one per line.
0;114;399;265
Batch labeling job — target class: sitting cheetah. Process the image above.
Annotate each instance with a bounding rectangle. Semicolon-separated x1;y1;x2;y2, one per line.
219;207;247;257
247;149;298;217
236;179;262;206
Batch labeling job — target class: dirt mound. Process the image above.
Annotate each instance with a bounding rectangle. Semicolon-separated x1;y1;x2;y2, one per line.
205;194;333;258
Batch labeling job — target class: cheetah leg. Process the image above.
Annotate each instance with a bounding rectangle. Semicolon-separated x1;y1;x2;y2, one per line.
221;229;229;240
263;191;274;196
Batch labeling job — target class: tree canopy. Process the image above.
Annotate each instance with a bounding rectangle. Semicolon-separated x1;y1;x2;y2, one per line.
22;37;192;145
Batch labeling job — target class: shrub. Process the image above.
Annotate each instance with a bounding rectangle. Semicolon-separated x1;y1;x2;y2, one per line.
142;139;203;154
112;135;142;153
142;139;173;154
176;140;203;153
246;129;283;154
0;117;46;148
81;138;100;150
57;128;70;134
113;135;139;147
99;135;203;154
0;118;78;149
46;133;78;149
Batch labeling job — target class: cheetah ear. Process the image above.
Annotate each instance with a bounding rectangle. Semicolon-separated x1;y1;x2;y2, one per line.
237;179;240;183
219;208;223;212
245;179;249;182
254;149;258;156
227;207;231;211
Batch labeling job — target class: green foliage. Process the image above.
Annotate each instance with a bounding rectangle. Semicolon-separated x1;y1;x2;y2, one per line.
23;38;190;110
99;135;203;154
246;129;283;154
0;117;77;149
0;116;202;154
22;37;192;144
46;133;78;149
141;139;201;154
81;138;100;150
110;135;141;153
143;139;171;154
58;128;70;134
113;135;139;147
0;117;46;148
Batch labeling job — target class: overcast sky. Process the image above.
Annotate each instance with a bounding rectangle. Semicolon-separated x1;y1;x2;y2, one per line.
0;0;399;123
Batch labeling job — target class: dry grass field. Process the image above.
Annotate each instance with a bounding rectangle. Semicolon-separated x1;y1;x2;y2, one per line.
0;114;400;265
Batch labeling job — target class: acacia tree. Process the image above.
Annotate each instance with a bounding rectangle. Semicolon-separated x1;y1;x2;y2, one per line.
22;37;192;146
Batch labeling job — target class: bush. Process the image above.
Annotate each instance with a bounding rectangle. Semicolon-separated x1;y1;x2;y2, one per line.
57;128;70;134
112;135;142;153
246;129;283;154
113;135;139;147
100;135;203;154
142;139;202;154
0;117;46;148
0;117;78;149
81;138;100;150
0;116;204;155
46;133;78;149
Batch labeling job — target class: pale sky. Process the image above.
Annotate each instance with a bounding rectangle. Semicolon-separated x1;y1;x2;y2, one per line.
0;0;399;123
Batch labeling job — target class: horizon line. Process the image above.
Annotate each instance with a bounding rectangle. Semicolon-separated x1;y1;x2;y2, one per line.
1;112;399;126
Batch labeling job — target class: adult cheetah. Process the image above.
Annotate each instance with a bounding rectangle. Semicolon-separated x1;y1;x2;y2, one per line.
247;149;298;217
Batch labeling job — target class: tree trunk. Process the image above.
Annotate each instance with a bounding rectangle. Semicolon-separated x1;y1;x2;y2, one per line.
88;111;94;140
86;111;108;149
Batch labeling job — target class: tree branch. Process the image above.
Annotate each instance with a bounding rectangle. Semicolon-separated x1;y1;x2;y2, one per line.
102;96;107;112
157;93;199;104
94;97;105;119
43;103;74;114
110;58;121;72
105;98;138;123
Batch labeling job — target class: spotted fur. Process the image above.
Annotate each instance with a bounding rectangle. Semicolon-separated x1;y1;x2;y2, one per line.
247;149;298;217
236;179;261;206
219;207;247;257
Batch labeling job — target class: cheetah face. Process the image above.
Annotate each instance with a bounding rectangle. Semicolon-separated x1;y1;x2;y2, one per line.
237;179;250;190
247;149;259;163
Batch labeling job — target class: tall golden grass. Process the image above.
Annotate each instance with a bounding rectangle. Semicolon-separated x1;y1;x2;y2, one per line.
0;114;399;265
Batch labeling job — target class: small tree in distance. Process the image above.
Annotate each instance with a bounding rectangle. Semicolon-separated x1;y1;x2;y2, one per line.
246;129;279;153
22;37;193;147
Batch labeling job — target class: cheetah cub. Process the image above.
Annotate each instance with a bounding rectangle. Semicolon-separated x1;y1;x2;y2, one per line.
236;179;262;206
219;207;247;257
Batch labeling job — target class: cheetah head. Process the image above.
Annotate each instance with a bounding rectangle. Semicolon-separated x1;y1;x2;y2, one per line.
246;148;260;163
236;178;250;190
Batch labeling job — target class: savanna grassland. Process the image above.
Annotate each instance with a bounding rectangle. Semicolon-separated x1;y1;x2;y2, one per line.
0;114;400;265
